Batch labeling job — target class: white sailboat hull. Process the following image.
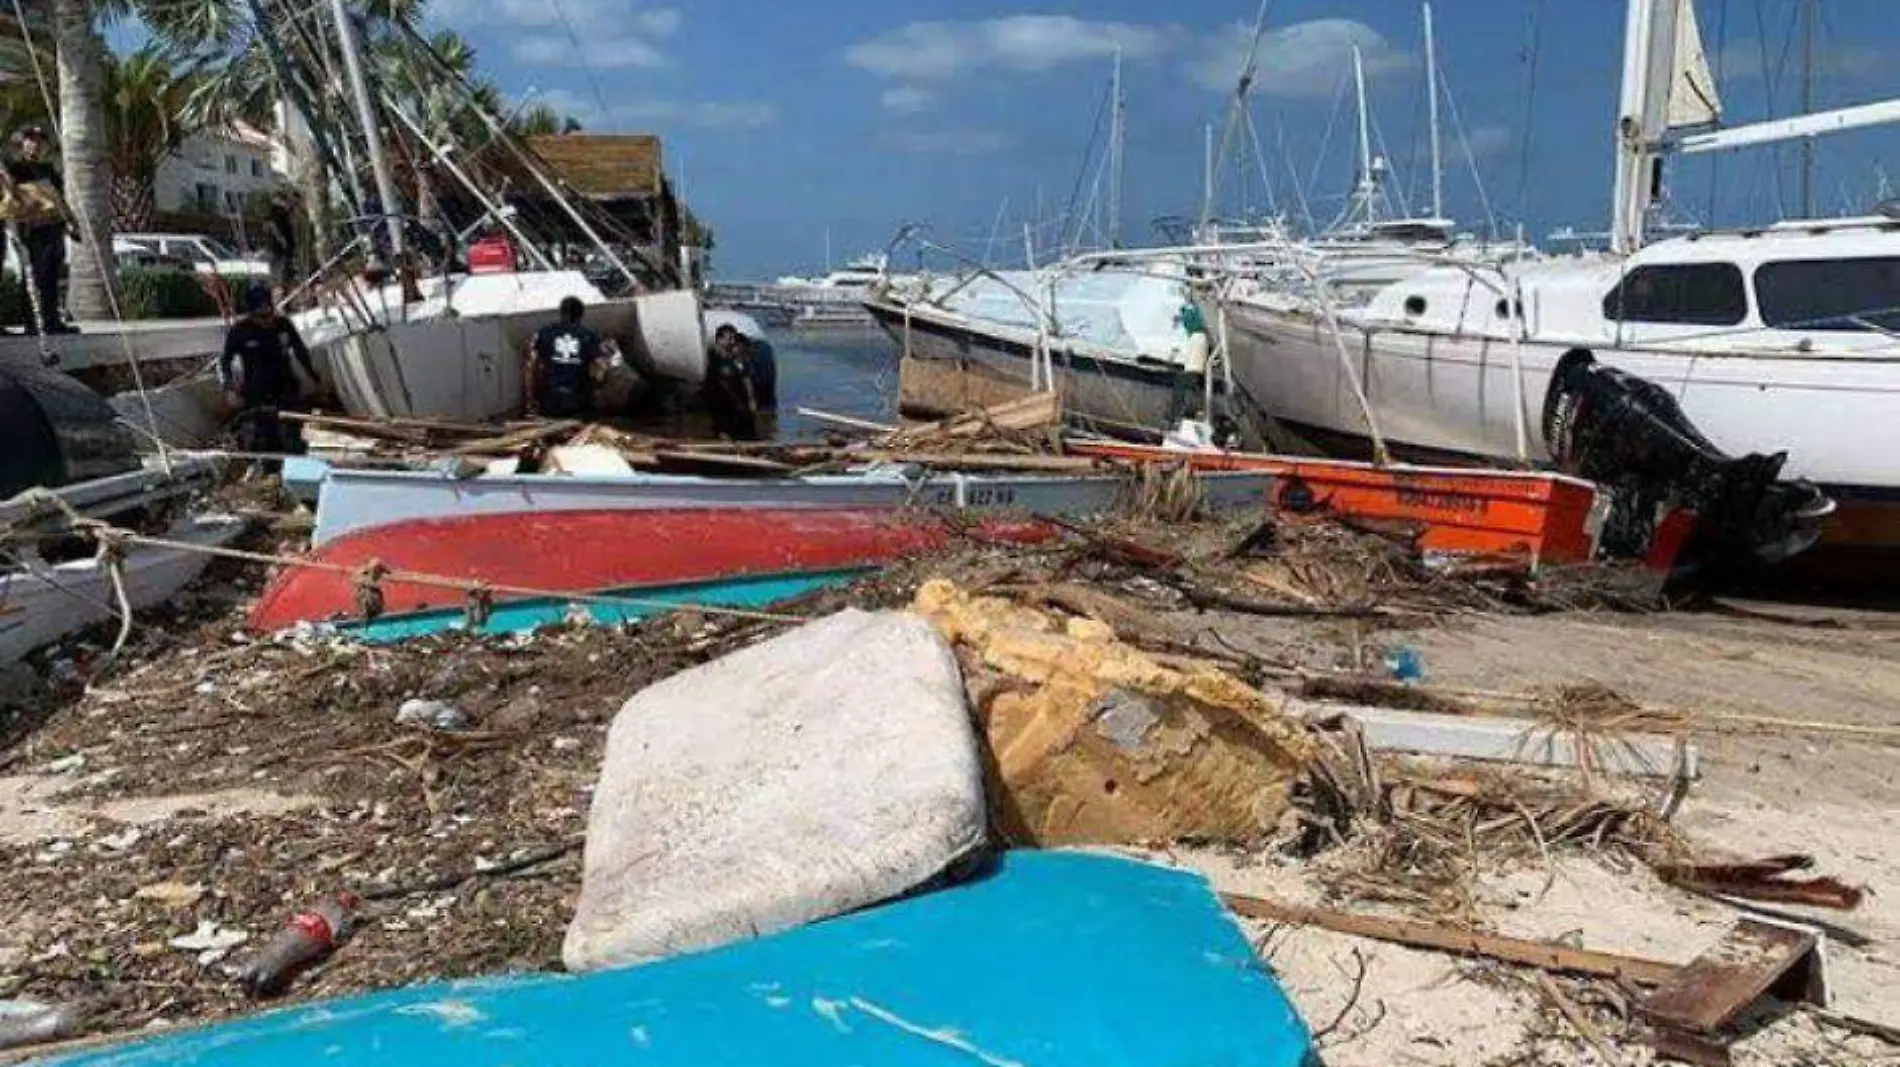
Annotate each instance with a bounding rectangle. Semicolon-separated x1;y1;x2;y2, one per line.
1225;301;1900;546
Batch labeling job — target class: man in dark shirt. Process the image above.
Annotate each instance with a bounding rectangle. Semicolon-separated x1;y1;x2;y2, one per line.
702;325;761;441
6;126;75;335
526;296;605;418
221;283;319;466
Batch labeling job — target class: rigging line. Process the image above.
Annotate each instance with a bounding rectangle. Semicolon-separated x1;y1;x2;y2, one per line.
1305;72;1350;234
1240;104;1279;220
540;0;611;123
1706;0;1731;227
1058;74;1115;257
1511;0;1544;229
1370;112;1410;220
1273;112;1313;233
1437;63;1499;240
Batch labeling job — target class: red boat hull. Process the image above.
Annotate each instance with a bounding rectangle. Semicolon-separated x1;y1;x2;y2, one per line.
249;508;1051;633
1069;441;1602;567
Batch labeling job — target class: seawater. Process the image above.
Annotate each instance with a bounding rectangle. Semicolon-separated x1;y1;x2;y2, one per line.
766;326;900;440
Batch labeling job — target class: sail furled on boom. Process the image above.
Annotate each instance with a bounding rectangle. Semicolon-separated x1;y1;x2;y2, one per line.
1665;0;1722;129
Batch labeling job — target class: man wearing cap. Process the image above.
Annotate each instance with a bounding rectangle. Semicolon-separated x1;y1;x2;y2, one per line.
220;283;320;468
5;126;75;335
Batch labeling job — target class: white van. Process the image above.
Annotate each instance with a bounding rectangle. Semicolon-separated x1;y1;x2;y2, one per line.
112;234;271;278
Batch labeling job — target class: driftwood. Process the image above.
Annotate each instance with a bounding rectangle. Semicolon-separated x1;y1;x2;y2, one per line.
1220;892;1681;985
1654;855;1865;911
882;391;1061;448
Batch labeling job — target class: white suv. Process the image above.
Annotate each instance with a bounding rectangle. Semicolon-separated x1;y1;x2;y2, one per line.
112;234;271;278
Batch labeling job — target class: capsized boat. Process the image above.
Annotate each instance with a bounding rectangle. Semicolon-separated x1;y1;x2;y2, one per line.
45;851;1315;1067
306;465;1277;547
248;508;1056;636
1070;439;1606;568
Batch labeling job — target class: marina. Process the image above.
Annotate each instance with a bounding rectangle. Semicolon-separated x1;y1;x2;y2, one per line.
1;0;1898;1064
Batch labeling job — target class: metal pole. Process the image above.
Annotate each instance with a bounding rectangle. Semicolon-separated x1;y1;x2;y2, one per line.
1352;45;1374;224
1108;46;1124;248
1424;2;1444;219
324;0;403;258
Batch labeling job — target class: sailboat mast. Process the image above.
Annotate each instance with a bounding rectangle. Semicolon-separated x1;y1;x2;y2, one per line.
1351;45;1374;222
1424;2;1444;220
1609;0;1679;254
1800;0;1816;217
1108;46;1125;248
1203;122;1215;227
325;0;404;258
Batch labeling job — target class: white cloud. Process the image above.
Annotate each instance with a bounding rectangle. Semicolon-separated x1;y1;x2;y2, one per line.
847;16;1176;81
884;129;1011;155
1711;38;1886;83
1189;19;1410;98
880;86;936;114
430;0;681;70
1463;124;1514;158
535;88;778;131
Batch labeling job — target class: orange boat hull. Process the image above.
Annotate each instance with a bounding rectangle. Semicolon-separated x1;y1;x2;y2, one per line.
1070;441;1603;568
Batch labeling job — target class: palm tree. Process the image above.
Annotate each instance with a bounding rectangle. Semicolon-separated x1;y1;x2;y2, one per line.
102;45;204;230
507;103;582;139
47;0;118;320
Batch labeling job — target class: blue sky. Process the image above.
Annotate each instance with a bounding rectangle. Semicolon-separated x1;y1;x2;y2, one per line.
164;1;1900;277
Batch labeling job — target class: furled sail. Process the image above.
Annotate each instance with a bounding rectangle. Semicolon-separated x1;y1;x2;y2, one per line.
1666;0;1723;129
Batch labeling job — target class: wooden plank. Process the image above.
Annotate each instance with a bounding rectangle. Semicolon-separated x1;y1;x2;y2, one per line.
795;408;900;435
887;391;1061;447
653;450;797;477
1293;702;1700;780
855;451;1101;474
1641;919;1827;1034
443;420;583;457
1220;892;1682;985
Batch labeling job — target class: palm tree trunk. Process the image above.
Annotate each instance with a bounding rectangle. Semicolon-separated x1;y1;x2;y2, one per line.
110;168;156;232
53;0;116;322
284;112;332;269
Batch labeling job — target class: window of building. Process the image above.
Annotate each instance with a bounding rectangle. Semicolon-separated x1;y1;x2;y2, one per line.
224;190;239;212
1756;257;1900;332
1601;263;1747;326
250;159;262;178
195;183;219;213
224;154;237;174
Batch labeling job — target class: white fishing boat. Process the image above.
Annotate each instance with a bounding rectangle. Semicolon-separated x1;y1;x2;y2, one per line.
865;258;1213;438
0;512;246;664
307;463;1276;547
1220;0;1900;560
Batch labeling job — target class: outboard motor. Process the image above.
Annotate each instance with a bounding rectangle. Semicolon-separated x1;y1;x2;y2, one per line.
1541;349;1835;567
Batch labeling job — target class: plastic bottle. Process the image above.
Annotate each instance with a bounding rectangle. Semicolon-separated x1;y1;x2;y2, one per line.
1383;645;1425;684
0;1001;79;1051
236;893;358;997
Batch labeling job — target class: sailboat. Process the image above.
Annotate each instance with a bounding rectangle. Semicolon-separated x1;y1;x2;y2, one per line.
864;52;1218;438
1219;0;1899;562
269;0;716;424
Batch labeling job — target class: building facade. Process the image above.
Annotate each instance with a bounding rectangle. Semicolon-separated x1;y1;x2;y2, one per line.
154;123;288;217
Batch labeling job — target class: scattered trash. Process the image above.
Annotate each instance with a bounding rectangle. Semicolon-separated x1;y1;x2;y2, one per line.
98;828;144;852
169;922;251;967
45;753;86;775
0;999;80;1051
235;893;358;997
394;699;471;732
134;882;208;909
1382;645;1425;683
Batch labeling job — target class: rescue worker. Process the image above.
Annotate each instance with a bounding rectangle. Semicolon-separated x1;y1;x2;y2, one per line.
702;324;761;441
220;283;319;470
6;126;75;335
525;296;606;418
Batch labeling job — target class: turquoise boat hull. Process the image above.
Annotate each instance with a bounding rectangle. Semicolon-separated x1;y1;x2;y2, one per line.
347;567;870;643
48;851;1316;1067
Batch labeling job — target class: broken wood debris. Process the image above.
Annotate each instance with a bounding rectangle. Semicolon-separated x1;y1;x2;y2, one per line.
1654;855;1866;911
1641;918;1830;1064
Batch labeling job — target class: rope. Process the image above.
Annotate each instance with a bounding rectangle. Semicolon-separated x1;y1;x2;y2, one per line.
7;0;172;474
93;526;135;662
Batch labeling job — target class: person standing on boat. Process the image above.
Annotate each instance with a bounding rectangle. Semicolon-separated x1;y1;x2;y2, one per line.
5;126;76;336
220;283;320;469
526;296;607;419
